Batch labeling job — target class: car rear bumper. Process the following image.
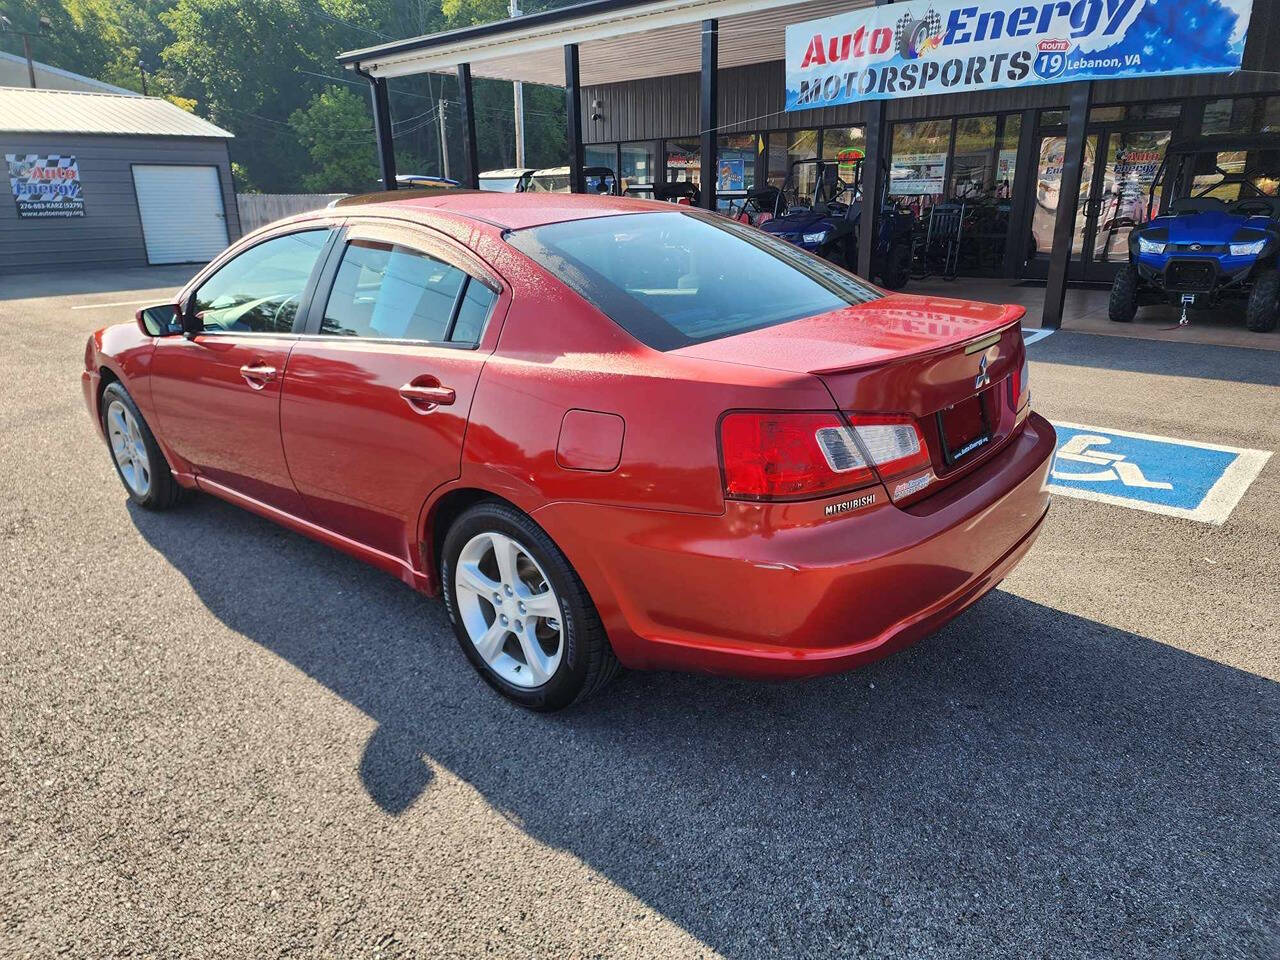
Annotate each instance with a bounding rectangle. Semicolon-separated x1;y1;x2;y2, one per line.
533;411;1055;678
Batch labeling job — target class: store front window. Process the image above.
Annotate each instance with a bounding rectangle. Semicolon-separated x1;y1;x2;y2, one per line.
822;126;866;196
890;120;950;216
620;141;656;193
767;129;818;195
1202;96;1280;135
665;139;700;185
949;115;997;199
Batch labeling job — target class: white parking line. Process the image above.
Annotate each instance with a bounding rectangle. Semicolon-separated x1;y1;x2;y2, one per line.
71;299;166;310
1022;328;1056;346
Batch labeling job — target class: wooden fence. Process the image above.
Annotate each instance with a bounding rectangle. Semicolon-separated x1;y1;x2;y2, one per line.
236;194;345;233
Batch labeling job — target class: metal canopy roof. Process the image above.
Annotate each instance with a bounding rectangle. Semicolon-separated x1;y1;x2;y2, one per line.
339;0;870;86
0;88;233;138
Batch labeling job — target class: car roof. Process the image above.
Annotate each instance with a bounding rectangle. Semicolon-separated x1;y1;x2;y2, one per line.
342;191;669;230
480;168;534;177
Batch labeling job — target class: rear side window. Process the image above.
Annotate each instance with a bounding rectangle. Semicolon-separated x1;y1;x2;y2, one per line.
322;240;466;341
505;211;881;350
194;229;328;333
449;279;498;344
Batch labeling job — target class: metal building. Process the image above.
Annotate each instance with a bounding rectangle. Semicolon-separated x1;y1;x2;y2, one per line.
0;87;240;275
337;0;1279;329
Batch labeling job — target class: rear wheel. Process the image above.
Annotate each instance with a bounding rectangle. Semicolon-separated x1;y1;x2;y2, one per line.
100;381;186;510
1109;263;1139;323
1245;269;1279;332
440;501;620;710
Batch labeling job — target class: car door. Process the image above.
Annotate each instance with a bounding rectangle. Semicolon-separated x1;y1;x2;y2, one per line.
151;226;336;516
280;219;505;564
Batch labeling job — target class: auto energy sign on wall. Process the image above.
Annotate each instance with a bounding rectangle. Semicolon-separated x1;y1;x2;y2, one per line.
785;0;1255;110
6;154;85;218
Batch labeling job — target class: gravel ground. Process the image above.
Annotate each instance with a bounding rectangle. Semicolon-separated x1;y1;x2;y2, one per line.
2;268;1277;959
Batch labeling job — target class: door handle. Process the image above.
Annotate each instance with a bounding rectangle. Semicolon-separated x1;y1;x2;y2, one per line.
399;382;456;410
399;380;456;413
239;362;277;389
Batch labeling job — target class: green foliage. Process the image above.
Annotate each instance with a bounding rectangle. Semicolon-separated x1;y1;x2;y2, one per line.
0;0;573;192
289;85;378;192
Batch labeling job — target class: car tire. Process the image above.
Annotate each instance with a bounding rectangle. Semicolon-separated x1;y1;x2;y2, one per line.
100;381;187;510
1109;263;1139;323
440;501;620;711
1245;270;1279;332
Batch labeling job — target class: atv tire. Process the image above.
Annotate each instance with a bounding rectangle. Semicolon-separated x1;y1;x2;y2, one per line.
1109;263;1139;323
1245;270;1279;332
879;241;912;290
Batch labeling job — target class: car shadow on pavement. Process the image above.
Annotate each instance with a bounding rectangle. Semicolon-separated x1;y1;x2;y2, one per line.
129;495;1280;958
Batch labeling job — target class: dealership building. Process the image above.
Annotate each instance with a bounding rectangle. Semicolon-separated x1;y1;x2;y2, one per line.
1;86;240;275
339;0;1279;326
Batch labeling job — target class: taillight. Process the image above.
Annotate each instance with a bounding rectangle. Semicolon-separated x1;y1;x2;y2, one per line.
849;417;931;479
1011;354;1030;409
720;411;874;500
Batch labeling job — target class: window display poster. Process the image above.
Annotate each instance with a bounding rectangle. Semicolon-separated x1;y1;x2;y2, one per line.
718;159;745;191
7;154;85;218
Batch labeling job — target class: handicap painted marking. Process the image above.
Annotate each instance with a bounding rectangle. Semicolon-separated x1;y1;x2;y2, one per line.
1021;327;1055;346
1048;422;1271;525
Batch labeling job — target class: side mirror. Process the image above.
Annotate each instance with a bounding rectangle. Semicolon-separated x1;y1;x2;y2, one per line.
135;303;180;337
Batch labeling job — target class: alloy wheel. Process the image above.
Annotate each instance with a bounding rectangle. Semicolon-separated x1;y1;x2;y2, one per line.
454;531;563;688
106;400;152;498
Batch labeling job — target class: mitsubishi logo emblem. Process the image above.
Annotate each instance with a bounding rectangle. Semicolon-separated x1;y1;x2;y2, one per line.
975;354;990;389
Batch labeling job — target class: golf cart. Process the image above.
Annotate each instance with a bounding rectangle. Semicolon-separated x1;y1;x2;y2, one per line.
756;157;915;289
528;165;619;194
478;168;535;192
1110;133;1280;331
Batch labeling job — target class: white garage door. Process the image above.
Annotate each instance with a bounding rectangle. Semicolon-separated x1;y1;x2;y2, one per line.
132;164;230;265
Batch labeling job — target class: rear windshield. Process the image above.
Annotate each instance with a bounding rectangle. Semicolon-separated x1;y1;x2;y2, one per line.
505;211;882;350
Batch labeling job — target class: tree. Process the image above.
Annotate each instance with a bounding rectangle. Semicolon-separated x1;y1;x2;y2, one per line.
289;85;379;192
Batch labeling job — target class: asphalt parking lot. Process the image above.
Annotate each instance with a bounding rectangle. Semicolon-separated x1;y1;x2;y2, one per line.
2;268;1278;959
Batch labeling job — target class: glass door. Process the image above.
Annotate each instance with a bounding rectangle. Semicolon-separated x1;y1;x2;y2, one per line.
1026;132;1097;278
1024;126;1169;281
1084;128;1171;277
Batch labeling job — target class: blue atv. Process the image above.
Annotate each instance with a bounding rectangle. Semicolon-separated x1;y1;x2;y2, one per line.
751;158;915;289
1111;134;1280;332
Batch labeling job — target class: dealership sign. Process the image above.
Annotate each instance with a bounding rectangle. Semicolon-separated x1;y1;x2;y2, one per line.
6;154;85;218
785;0;1254;110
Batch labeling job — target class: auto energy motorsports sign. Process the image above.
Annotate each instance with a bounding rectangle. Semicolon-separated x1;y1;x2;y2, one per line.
785;0;1255;110
6;154;85;218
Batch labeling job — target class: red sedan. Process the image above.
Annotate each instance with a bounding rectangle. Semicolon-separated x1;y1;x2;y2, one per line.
83;192;1054;710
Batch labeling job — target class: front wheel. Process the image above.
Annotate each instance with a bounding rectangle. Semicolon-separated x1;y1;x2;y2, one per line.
440;502;620;710
1109;263;1139;323
100;381;187;510
879;241;912;290
1245;269;1279;332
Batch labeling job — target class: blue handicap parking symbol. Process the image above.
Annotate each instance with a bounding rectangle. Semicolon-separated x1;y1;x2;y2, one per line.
1048;422;1271;525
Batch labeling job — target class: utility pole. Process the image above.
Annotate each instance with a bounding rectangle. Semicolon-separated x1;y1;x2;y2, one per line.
510;0;525;168
438;99;451;180
1;15;52;89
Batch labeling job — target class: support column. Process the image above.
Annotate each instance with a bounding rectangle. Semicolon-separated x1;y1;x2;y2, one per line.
1003;108;1039;278
856;0;892;280
699;18;718;211
856;100;886;280
358;67;397;191
1043;81;1092;329
456;63;479;189
564;44;584;193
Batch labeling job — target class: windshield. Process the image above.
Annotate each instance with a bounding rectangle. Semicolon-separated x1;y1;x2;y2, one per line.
529;174;571;193
480;177;522;192
506;211;882;350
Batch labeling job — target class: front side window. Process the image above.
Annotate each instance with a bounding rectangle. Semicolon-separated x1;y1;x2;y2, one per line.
194;229;328;333
507;211;881;351
322;240;468;341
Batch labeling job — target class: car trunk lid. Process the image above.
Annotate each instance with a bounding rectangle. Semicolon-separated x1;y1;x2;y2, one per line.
672;293;1028;502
